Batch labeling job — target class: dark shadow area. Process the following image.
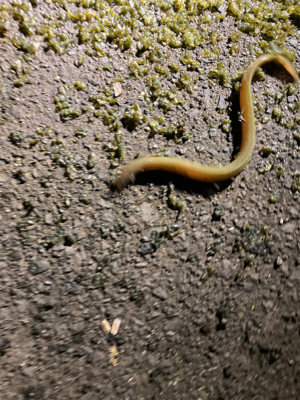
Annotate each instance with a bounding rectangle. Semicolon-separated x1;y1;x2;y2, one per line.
228;89;241;162
263;59;298;82
132;169;234;197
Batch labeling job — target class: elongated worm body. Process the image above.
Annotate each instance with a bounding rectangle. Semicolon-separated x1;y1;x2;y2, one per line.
115;53;299;191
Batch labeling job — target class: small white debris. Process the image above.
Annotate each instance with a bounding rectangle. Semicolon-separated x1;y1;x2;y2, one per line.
113;82;123;97
100;319;111;335
111;318;121;335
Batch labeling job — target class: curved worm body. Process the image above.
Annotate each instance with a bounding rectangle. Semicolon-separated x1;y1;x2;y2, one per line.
115;53;299;191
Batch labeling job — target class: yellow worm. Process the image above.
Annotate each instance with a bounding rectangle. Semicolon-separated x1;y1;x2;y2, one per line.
115;53;299;192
